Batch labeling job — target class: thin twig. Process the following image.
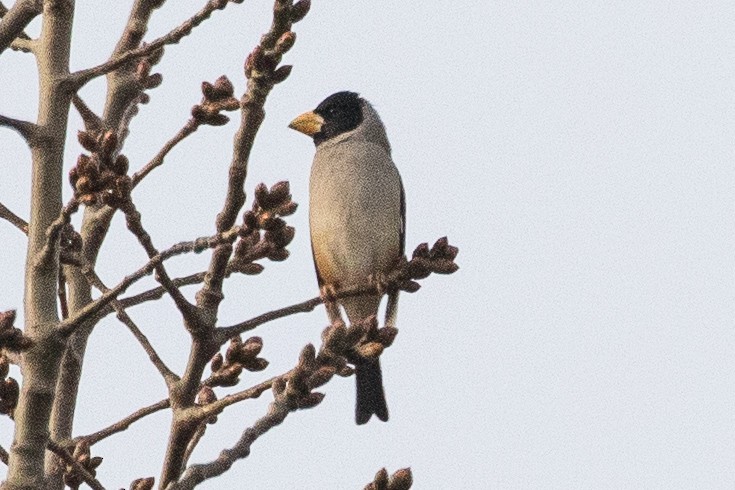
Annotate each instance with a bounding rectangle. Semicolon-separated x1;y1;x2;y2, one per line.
180;422;208;472
80;399;171;446
197;0;297;310
0;443;8;465
46;440;106;490
120;200;198;320
200;372;288;418
72;94;103;131
0;201;28;234
215;284;378;342
169;387;294;490
59;227;239;335
58;269;69;320
119;272;206;309
69;0;237;89
0;0;40;55
132;119;198;186
82;267;178;385
0;113;41;144
34;198;79;271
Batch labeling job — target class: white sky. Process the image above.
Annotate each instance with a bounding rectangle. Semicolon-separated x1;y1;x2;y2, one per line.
1;1;735;488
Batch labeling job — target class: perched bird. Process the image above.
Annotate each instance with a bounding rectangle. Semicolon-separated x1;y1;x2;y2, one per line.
289;91;405;424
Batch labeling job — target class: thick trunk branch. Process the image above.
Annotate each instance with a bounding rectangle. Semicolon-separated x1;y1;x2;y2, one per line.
5;1;75;488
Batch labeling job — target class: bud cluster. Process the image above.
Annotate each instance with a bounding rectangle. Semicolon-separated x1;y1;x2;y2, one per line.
128;477;155;490
271;314;398;412
62;441;103;490
364;467;413;490
70;130;131;207
206;335;269;388
0;309;32;352
384;237;460;293
0;355;19;416
230;181;297;275
134;56;164;106
191;75;240;126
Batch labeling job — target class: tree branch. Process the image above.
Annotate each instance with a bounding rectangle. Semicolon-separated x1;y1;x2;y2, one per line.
0;201;28;234
0;0;41;55
46;440;106;490
79;398;171;446
6;0;75;485
0;114;42;145
82;267;178;385
131;118;198;186
68;0;237;89
58;227;239;336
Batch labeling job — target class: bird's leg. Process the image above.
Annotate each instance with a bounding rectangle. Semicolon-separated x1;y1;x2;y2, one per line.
384;291;400;329
320;283;343;323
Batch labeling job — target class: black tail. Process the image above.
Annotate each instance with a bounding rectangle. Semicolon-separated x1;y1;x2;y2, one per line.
355;359;389;424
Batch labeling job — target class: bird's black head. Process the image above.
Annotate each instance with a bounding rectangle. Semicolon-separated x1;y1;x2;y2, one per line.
313;91;363;145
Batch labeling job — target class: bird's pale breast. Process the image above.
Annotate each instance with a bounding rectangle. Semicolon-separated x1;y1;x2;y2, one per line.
309;138;402;288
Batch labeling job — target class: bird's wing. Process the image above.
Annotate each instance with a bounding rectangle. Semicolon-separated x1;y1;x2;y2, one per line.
398;173;406;256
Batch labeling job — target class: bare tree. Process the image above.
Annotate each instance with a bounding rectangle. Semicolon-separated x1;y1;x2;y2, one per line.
0;1;458;489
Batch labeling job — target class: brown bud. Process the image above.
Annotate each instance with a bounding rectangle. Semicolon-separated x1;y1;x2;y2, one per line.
297;391;324;409
197;386;217;405
278;201;298;216
265;226;295;248
389;468;413;490
373;468;389;487
205;113;230;126
130;477;155;490
299;344;316;368
101;130;117;156
226;336;243;359
356;342;384;360
377;327;398;347
78;131;97;152
89;456;104;470
431;236;449;253
272;65;293;84
412;242;430;259
243;357;269;372
430;258;459;274
337;365;354;377
307;366;336;389
113;154;129;175
254;182;269;207
75;176;93;194
237;262;265;275
213;75;234;97
242;210;258;230
267;248;290;262
210;352;223;372
144;73;162;90
290;0;311;23
274;31;296;54
241;336;263;358
269;180;291;202
399;280;421;293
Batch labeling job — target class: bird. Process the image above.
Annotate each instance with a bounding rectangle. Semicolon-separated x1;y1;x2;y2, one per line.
289;91;405;424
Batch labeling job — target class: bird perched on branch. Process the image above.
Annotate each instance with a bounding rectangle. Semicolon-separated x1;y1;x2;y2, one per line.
289;91;405;424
